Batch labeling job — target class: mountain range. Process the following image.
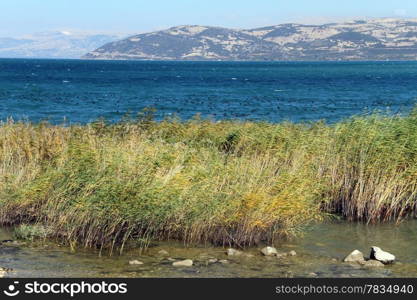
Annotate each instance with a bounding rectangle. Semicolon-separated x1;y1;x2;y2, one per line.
0;31;122;59
83;18;417;61
2;19;417;61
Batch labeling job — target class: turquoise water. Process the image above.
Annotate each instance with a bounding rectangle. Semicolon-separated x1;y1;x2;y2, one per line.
1;59;417;124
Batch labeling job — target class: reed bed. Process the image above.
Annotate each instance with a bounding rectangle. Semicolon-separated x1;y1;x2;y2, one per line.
0;109;416;251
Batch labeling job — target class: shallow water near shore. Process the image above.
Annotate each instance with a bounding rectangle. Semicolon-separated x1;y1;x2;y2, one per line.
1;220;416;278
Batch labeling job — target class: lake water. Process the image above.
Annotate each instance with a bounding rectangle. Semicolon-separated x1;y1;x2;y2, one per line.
1;220;416;278
1;59;417;124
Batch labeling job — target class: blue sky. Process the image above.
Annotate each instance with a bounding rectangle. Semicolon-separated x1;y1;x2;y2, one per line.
1;0;417;36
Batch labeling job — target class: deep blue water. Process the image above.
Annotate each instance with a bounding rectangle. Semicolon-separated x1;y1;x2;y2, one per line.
1;59;417;124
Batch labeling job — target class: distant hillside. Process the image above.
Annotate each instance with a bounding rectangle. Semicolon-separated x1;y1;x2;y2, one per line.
84;19;417;61
0;31;122;59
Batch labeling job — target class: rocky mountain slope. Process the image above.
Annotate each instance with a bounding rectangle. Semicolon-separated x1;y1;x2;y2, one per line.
84;19;417;61
0;31;122;59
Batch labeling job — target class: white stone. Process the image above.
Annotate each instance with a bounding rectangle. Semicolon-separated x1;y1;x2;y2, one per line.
129;260;143;265
343;250;365;263
261;246;278;256
172;259;193;267
370;246;395;264
157;250;169;256
226;248;243;256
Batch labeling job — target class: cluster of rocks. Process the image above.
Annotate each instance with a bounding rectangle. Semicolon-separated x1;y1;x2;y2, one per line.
260;246;297;258
128;245;394;270
227;247;296;258
343;246;395;268
129;250;195;267
128;246;295;268
206;258;228;264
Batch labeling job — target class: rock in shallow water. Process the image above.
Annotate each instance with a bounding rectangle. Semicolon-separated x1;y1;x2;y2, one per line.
226;248;243;256
343;250;365;263
276;252;288;259
261;246;278;256
370;247;395;264
129;260;143;265
172;259;193;267
157;250;169;256
363;260;385;268
0;267;11;278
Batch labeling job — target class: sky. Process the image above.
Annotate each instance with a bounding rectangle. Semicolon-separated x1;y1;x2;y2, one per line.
1;0;417;36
